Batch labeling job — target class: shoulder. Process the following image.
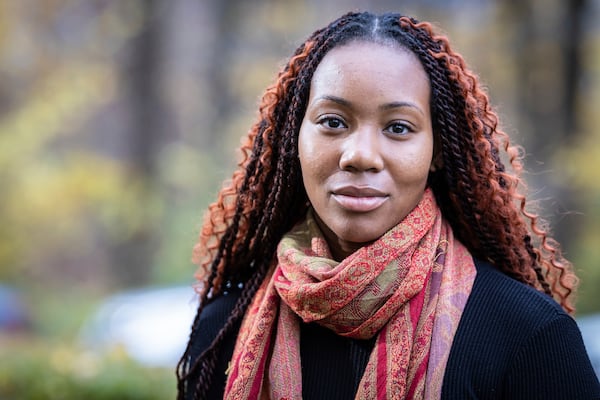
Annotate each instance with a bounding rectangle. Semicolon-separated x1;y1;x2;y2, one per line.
182;289;243;400
443;259;600;399
468;259;566;328
200;289;242;323
456;259;577;354
188;289;242;361
449;259;571;369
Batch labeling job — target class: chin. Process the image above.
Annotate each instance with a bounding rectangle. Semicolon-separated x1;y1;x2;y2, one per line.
334;226;389;245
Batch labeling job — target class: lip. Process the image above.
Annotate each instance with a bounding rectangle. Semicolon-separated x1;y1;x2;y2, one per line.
331;185;388;212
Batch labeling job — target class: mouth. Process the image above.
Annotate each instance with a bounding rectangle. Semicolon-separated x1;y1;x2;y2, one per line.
331;186;388;212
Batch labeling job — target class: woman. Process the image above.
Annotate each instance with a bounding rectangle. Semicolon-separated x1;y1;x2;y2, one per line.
176;11;600;400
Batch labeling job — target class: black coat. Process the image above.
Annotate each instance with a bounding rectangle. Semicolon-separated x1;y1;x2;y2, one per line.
183;260;600;399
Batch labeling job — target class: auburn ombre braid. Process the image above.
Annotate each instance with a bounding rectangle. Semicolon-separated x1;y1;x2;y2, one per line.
176;12;577;399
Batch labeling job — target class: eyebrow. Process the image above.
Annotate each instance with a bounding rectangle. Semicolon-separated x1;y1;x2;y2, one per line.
315;95;425;116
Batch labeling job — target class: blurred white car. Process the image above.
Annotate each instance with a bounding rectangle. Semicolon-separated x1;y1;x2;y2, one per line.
80;285;198;368
81;285;600;379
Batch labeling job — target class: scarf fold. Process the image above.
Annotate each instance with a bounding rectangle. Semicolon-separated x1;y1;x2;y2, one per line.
224;189;476;399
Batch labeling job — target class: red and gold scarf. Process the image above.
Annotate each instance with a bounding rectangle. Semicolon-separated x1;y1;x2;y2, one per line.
224;189;476;399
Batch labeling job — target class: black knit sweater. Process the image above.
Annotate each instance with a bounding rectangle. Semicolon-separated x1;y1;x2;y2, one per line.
184;260;600;399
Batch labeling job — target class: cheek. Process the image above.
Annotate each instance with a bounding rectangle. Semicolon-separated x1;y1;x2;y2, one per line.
299;129;326;175
298;130;315;187
298;130;310;174
299;147;325;188
409;137;435;171
298;130;335;201
417;151;434;174
389;145;434;185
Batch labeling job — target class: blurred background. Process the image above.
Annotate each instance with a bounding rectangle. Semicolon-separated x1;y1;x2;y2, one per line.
0;0;599;398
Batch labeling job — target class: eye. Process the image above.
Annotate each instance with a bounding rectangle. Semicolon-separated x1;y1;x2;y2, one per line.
317;116;347;130
384;122;412;137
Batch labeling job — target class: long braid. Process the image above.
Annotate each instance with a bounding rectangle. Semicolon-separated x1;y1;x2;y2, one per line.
402;18;541;282
177;11;578;398
398;16;575;307
176;14;367;397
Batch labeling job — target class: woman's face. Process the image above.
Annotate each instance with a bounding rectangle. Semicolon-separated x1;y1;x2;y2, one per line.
298;41;434;260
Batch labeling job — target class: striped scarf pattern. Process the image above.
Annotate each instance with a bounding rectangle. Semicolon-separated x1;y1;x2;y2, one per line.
224;189;476;399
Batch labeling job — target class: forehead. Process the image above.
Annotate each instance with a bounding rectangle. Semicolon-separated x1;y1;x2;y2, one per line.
309;40;430;104
317;40;423;72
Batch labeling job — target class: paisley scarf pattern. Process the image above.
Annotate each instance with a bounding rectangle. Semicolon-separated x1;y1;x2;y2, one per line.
224;189;476;399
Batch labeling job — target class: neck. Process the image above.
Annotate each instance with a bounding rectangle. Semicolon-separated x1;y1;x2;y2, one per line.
311;212;372;261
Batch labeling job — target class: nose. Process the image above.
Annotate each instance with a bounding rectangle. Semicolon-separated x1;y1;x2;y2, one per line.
338;126;384;172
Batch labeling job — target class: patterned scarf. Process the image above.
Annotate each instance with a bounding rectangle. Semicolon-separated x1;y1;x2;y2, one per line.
224;189;476;399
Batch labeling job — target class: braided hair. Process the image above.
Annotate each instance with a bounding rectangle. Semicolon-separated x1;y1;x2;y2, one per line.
176;11;577;399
